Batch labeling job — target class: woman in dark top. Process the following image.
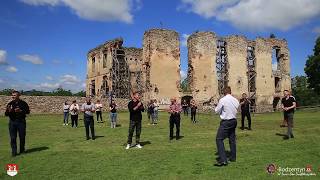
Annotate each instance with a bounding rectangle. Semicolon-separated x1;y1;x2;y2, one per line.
190;99;197;123
109;100;118;128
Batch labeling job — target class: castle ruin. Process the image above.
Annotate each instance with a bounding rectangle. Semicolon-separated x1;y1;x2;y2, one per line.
86;28;291;112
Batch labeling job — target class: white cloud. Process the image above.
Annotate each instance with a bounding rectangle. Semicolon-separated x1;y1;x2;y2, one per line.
38;82;60;89
0;78;4;83
181;33;190;47
313;26;320;34
20;0;141;23
179;0;237;18
6;66;18;73
179;0;320;31
0;49;8;65
180;70;187;80
18;54;44;64
46;76;54;80
60;74;81;85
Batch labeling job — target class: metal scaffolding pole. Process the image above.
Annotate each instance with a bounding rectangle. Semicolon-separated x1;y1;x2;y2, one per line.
216;39;229;96
247;46;257;111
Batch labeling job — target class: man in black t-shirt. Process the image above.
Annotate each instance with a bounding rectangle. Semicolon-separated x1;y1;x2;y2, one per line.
5;91;30;157
126;92;145;149
240;93;252;130
281;90;296;140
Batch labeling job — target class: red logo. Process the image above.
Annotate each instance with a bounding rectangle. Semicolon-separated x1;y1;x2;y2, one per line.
266;164;277;174
6;164;18;176
306;165;312;173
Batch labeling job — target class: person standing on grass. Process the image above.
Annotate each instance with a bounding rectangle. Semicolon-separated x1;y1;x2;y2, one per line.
63;101;70;126
5;90;30;157
280;91;296;128
168;97;182;140
147;100;155;125
152;99;159;124
69;100;79;128
214;86;239;167
109;100;118;128
239;93;252;130
81;97;96;140
126;92;145;149
95;100;103;123
182;99;189;116
281;90;296;140
190;99;197;123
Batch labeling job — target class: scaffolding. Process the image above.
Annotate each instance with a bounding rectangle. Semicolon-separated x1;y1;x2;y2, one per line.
216;39;229;96
111;48;131;98
247;46;257;110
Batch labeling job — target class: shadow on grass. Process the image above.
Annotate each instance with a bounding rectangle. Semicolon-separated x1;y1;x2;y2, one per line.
116;124;122;127
24;146;49;154
94;136;105;139
275;133;287;137
140;141;151;146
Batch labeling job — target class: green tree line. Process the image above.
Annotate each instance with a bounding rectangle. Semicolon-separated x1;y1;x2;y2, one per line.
0;88;86;97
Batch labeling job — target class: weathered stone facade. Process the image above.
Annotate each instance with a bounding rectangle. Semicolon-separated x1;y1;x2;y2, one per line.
0;95;129;114
86;28;291;112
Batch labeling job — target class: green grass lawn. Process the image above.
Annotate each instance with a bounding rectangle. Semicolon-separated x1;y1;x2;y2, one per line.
0;110;319;180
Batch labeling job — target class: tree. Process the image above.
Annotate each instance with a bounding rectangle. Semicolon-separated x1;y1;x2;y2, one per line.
52;88;73;96
180;77;190;92
305;36;320;94
73;90;86;97
0;88;15;95
291;76;320;106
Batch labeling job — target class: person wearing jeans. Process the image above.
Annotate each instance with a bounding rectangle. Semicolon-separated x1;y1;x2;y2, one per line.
281;90;296;140
214;86;239;167
63;101;70;126
81;97;96;140
109;100;118;128
152;99;159;124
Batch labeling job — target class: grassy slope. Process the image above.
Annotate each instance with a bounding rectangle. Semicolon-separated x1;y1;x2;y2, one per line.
0;110;319;180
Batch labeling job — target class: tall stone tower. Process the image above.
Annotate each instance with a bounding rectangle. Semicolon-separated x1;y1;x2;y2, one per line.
142;28;181;104
187;31;219;103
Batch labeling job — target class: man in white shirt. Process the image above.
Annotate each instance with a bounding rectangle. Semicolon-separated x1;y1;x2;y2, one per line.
214;86;239;167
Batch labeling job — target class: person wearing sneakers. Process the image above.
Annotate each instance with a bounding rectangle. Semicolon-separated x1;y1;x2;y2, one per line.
63;101;70;126
69;100;79;128
126;92;145;149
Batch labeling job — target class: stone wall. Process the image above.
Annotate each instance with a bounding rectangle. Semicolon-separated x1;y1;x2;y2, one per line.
187;31;219;103
0;95;130;114
226;35;248;98
142;28;181;103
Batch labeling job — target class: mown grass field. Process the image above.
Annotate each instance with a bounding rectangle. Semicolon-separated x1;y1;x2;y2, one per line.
0;109;319;180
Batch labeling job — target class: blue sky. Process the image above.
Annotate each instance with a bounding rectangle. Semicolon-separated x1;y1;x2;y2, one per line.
0;0;319;92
